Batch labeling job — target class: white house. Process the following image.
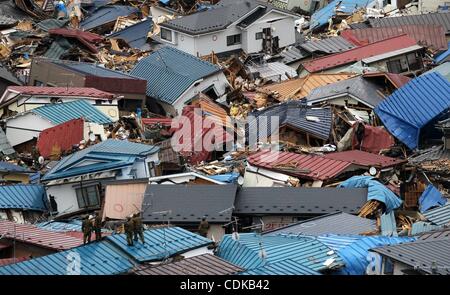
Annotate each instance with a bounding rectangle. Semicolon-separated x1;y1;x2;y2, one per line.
42;139;160;217
156;0;299;56
130;46;231;116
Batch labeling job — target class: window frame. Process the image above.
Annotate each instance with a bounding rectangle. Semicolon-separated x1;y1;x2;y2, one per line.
76;185;100;209
160;28;173;42
255;32;263;40
227;34;242;46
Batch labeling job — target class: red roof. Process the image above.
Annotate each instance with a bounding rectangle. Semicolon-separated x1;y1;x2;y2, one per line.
302;35;418;73
141;117;173;127
341;25;447;51
49;28;103;53
8;86;116;99
362;72;411;88
0;221;83;251
247;150;353;181
37;118;84;159
322;150;406;169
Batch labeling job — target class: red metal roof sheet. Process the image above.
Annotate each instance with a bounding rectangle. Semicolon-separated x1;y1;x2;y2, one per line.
341;25;447;51
362;72;411;89
0;221;83;251
141;117;173;127
49;28;103;53
247;150;353;181
302;35;418;73
7;86;116;99
322;150;406;169
37;118;84;159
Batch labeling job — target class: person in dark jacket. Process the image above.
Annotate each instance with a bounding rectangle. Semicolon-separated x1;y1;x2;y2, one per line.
81;215;93;244
93;212;102;241
132;213;145;244
124;216;134;246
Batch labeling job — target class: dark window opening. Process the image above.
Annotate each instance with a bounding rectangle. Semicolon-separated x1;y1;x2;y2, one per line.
161;28;173;42
227;34;241;46
255;32;263;40
76;185;100;209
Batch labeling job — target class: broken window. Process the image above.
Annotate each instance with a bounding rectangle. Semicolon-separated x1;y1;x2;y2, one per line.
407;53;421;71
76;185;100;209
386;59;405;74
160;28;173;42
255;32;263;40
227;34;241;46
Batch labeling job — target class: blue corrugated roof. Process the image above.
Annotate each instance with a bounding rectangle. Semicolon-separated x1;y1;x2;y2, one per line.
419;185;447;213
81;5;139;31
317;234;416;275
434;41;450;64
338;176;402;213
108;18;153;50
106;227;212;262
0;241;134;275
310;0;372;29
0;185;47;211
374;73;450;150
239;259;321;275
42;139;159;181
217;233;344;273
130;47;221;104
29;172;40;184
0;161;31;173
32;100;113;125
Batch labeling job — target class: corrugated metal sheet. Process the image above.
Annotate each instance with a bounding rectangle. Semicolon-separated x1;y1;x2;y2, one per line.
419;228;450;240
279;46;311;64
408;145;450;164
81;5;139;31
342;25;448;51
419;185;447;213
246;101;332;141
49;28;103;53
0;221;82;251
103;182;147;220
141;117;173;127
247;150;353;181
263;212;376;236
318;234;416;275
374;72;450;150
434;41;450;64
43;38;72;59
427;62;450;82
423;204;450;226
323;150;406;169
0;240;134;275
369;12;450;35
106;227;213;262
7;86;115;99
217;233;345;272
302;35;417;73
134;254;243;275
32;100;113;125
240;259;321;275
36;19;68;31
310;0;371;29
362;45;423;64
35;221;82;232
380;212;398;237
411;221;442;236
131;47;221;104
36;118;84;159
234;187;368;215
0;161;31;173
0;257;29;267
300;36;356;54
362;72;411;88
0;128;15;156
259;73;355;101
0;185;47;211
108;18;153;50
142;185;237;223
371;238;450;275
247;62;298;82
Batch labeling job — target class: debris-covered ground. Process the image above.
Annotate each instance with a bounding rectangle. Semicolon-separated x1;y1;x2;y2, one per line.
0;0;449;276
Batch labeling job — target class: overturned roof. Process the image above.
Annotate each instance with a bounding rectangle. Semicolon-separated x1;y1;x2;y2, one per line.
108;18;153;50
81;5;139;31
234;187;368;215
142;184;237;223
369;12;450;35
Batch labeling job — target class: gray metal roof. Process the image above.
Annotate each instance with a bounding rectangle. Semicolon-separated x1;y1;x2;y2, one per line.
300;36;356;54
108;18;153;50
134;254;243;275
234;187;368;215
0;64;21;85
0;129;15;156
423;204;450;226
371;238;450;275
419;228;450;240
263;212;376;236
408;145;450;164
369;12;450;34
278;46;311;65
49;59;140;79
349;22;370;29
142;184;238;223
307;75;385;108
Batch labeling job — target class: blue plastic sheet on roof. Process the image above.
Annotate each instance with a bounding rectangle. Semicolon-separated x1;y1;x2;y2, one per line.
434;42;450;64
374;73;450;150
338;176;402;213
419;185;447;213
317;234;416;275
310;0;372;29
208;172;240;183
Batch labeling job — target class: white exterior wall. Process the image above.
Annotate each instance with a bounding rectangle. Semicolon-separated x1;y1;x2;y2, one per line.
46;183;80;215
192;26;243;56
419;0;448;13
6;113;54;146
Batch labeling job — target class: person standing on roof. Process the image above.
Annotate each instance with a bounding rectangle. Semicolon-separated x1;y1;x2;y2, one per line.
81;215;93;244
132;213;145;244
93;211;102;242
124;216;134;246
198;216;210;238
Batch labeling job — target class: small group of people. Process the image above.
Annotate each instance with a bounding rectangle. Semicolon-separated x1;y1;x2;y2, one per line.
124;213;145;246
81;212;102;244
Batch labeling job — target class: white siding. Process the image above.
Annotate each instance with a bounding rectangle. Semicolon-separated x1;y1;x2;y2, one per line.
46;183;80;215
6;113;54;146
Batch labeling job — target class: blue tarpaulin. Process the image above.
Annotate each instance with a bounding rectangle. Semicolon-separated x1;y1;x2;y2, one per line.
310;0;372;29
338;176;402;213
208;172;240;183
419;185;447;213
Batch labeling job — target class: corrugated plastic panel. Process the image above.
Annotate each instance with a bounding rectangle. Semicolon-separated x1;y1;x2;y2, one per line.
106;227;212;262
369;12;450;34
130;47;221;104
423;204;450;226
0;240;133;275
247;150;352;181
32;100;113;125
302;35;417;73
374;73;450;150
0;221;82;251
217;233;344;272
8;86;115;99
323;150;406;168
318;234;416;275
0;185;47;211
240;259;321;275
